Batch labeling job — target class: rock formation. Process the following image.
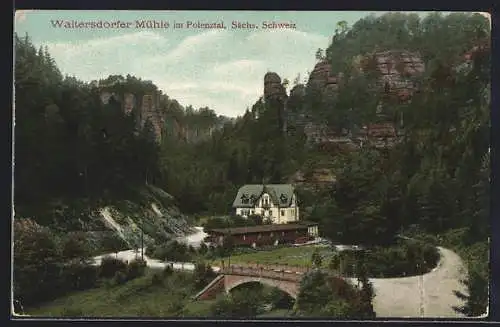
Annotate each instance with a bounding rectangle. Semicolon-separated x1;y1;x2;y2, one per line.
264;72;287;103
362;50;425;101
263;72;288;132
123;93;135;115
307;60;340;96
140;94;163;142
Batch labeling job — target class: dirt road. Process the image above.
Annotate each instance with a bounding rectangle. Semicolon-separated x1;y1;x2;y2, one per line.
94;246;468;318
357;247;468;318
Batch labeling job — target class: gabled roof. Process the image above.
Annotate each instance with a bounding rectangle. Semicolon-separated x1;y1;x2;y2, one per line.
232;184;295;208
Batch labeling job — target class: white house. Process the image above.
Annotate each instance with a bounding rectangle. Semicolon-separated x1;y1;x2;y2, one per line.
232;184;299;224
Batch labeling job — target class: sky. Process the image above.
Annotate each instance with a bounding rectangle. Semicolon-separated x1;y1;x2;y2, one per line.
14;10;488;117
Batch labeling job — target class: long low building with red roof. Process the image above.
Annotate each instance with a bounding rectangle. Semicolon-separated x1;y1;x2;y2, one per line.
205;221;319;248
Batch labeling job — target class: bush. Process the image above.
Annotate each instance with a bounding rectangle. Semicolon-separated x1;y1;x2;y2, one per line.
13;220;67;306
126;259;147;281
99;256;127;279
198;242;208;255
296;270;374;318
113;270;128;285
151;241;192;262
62;263;99;291
338;242;440;278
163;264;174;277
193;261;216;290
151;272;164;286
145;244;156;258
61;234;91;261
266;288;295;310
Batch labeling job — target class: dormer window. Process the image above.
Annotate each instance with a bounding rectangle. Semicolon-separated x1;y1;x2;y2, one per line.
280;194;288;204
249;195;256;203
241;194;249;204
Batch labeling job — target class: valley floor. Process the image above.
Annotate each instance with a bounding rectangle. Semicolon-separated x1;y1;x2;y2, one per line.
25;245;468;319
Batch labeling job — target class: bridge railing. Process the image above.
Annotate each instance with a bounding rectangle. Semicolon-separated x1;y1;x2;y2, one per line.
220;262;310;274
220;265;303;282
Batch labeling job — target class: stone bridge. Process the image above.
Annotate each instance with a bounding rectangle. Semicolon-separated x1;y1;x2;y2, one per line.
193;264;306;301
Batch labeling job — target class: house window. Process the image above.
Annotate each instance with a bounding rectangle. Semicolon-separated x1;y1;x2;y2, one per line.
281;210;285;216
258;233;262;239
250;210;254;215
243;235;246;240
241;194;249;204
270;232;274;237
281;231;285;236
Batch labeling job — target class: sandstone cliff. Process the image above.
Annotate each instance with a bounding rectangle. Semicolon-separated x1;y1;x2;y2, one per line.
361;50;425;101
307;59;340;96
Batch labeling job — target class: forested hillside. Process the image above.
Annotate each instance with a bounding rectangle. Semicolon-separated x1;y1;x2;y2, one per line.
157;12;490;316
14;12;490;316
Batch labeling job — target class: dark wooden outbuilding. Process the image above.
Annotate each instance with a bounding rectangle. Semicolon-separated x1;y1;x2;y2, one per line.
205;222;318;247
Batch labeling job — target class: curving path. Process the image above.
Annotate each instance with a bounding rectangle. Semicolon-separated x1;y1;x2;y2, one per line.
352;247;468;318
92;246;468;318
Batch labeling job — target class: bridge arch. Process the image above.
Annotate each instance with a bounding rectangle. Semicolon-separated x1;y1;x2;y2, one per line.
225;276;298;300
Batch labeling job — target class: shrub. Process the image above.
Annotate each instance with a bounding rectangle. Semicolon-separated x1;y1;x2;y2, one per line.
162;264;174;277
61;234;91;262
113;270;127;285
126;259;147;281
145;244;156;258
193;261;216;290
198;242;208;255
266;288;295;310
327;276;358;301
13;220;66;306
153;241;192;262
151;272;164;286
99;256;127;279
62;262;99;291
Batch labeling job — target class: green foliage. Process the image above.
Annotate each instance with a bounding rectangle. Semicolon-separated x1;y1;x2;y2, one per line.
15;12;490;317
192;261;216;290
61;233;91;262
295;270;331;314
265;288;295;310
62;263;99;291
26;270;201;317
112;271;128;286
202;215;258;230
60;307;84;317
151;272;164;286
162;264;174;277
311;248;323;268
338;242;440;278
296;270;375;318
209;287;265;318
148;240;193;262
98;256;128;279
13;219;66;305
126;259;147;281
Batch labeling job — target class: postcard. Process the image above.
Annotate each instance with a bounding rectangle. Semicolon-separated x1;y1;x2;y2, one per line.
12;10;491;320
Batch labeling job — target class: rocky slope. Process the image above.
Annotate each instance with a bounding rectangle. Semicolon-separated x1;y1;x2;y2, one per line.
16;185;196;250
